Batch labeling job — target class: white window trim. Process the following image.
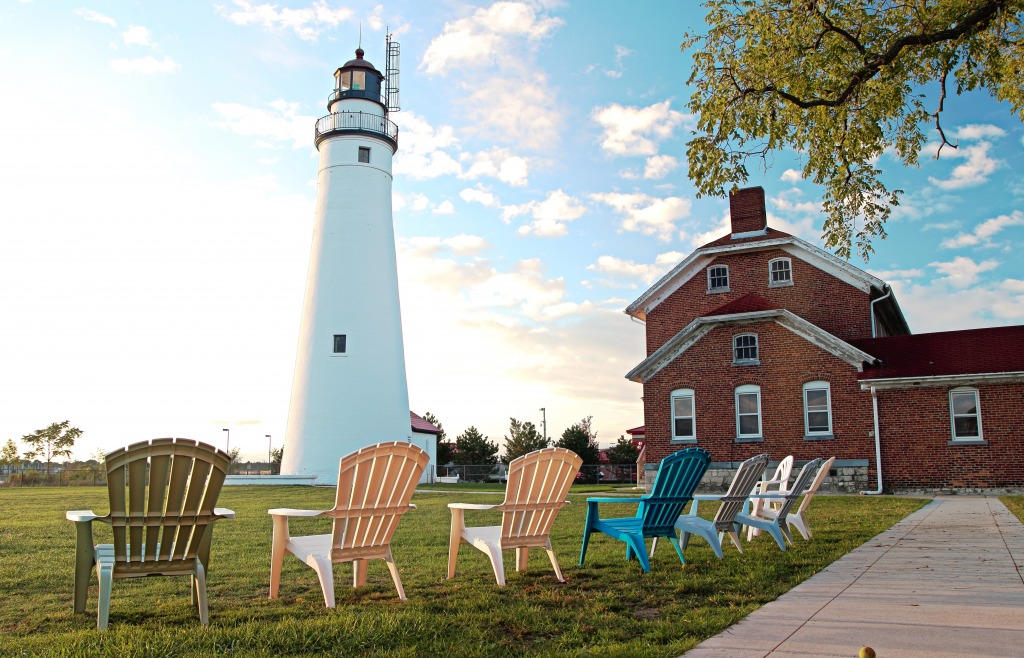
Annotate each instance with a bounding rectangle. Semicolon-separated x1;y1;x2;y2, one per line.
735;384;762;439
802;381;833;437
707;264;729;293
768;256;793;287
670;388;696;443
733;333;759;365
949;387;983;442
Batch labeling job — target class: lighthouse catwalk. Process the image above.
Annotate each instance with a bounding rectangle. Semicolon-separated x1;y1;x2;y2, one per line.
281;43;410;485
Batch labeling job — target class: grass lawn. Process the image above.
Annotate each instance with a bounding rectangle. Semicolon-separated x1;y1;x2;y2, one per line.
0;486;925;657
1000;496;1024;522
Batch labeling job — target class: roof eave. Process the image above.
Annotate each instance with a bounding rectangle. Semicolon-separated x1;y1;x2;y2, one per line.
859;371;1024;390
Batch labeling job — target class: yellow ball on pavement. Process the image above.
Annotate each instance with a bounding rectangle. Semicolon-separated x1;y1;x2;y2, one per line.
859;647;876;658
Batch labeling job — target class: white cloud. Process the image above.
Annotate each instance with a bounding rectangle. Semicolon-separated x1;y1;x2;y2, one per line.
769;188;821;215
75;8;117;27
592;101;690;157
590;192;691;242
110;56;180;74
890;275;1024;331
940;210;1024;249
217;0;353;41
460;186;501;208
869;267;925;281
394;192;432;213
507;190;587;237
445;234;490;256
643;155;678;180
780;169;802;183
690;212;731;247
464;73;561;152
433;200;455;215
928;256;999;288
955;124;1006;141
928;141;1001;189
587;252;685;286
603;44;632;78
211;100;313;148
420;1;563;74
461;149;529;186
122;25;153;47
392;111;463;180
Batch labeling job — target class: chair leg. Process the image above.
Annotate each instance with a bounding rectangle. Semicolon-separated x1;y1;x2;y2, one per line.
625;535;651;573
789;514;811;540
383;548;407;601
353;559;368;588
544;541;565;582
269;517;288;599
483;544;506;587
762;523;788;551
515;547;529;573
310;555;336;608
723;529;743;554
447;508;464;580
667;534;686;565
96;561;113;630
747;498;763;540
73;525;94;614
194;560;209;626
578;523;593;566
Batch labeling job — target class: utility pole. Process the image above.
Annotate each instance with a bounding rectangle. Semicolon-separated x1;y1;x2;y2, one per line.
540;407;547;443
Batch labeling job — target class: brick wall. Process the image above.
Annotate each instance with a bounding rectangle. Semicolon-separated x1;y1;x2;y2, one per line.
874;381;1024;490
641;321;876;477
645;249;874;355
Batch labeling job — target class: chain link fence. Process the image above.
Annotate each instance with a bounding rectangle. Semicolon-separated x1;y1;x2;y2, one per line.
434;463;637;485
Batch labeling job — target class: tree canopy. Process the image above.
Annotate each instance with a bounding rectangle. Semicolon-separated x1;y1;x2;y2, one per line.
502;417;549;463
452;426;500;465
684;0;1024;260
604;436;640;464
554;416;602;465
22;420;81;475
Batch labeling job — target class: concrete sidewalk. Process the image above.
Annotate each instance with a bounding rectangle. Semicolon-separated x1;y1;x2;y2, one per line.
683;497;1024;657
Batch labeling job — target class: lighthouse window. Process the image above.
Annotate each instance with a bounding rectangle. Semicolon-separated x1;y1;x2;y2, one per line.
333;334;347;354
352;71;365;90
337;71;351;91
358;147;371;163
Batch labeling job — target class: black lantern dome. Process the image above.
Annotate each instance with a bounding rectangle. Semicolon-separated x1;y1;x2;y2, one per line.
329;48;385;110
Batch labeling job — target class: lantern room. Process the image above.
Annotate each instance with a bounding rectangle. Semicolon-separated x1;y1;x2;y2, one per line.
329;48;384;109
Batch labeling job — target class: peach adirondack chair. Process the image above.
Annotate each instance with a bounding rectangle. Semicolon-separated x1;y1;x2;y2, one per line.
748;456;835;541
747;454;793;541
269;441;429;607
447;447;582;586
66;438;235;629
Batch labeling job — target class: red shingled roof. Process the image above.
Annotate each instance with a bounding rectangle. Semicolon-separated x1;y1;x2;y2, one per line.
851;325;1024;380
698;226;793;250
410;411;442;435
705;293;779;317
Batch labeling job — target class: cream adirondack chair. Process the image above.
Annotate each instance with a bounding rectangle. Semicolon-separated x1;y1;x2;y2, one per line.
269;441;429;607
66;438;235;630
447;447;582;586
736;457;824;550
746;454;793;541
748;456;835;541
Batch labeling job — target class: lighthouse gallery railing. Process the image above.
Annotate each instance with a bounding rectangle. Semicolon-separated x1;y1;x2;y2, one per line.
314;111;398;146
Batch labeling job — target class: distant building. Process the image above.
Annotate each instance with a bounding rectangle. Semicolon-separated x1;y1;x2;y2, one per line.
626;186;1024;492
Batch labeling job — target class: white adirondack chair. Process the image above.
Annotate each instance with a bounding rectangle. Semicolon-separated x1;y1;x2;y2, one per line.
66;438;235;629
736;457;825;550
447;447;582;586
746;454;793;541
748;456;835;541
268;441;429;607
661;453;769;558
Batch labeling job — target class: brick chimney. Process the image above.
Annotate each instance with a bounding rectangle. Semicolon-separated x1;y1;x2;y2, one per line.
729;186;767;238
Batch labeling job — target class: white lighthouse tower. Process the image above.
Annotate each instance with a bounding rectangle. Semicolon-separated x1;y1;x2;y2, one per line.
281;40;410;485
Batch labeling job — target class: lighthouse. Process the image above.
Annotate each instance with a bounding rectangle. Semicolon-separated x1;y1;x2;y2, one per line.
281;41;410;485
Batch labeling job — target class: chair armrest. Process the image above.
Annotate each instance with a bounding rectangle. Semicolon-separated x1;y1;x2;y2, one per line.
214;507;236;519
447;503;497;511
66;510;100;523
585;497;644;504
267;508;327;517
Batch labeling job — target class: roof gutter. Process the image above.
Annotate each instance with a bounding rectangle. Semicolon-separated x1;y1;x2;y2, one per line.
862;386;884;495
869;284;892;338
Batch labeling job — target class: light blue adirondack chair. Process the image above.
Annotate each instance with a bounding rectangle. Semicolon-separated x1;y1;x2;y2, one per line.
578;447;710;573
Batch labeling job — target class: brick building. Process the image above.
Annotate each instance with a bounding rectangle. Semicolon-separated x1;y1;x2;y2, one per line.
625;187;1024;493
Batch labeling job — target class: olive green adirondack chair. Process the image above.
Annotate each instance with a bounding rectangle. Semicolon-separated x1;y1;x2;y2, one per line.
268;441;430;607
66;438;235;629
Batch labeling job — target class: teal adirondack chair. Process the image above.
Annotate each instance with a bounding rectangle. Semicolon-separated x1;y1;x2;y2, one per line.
578;447;710;572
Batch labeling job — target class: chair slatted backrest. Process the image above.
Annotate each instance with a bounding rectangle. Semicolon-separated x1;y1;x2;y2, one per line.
796;456;835;515
637;448;711;534
770;455;794;491
104;438;231;570
498;448;583;546
713;453;769;532
329;442;429;558
774;458;824;522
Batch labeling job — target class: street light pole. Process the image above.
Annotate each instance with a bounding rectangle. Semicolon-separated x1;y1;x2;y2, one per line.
540;407;547;442
222;428;230;454
266;434;271;467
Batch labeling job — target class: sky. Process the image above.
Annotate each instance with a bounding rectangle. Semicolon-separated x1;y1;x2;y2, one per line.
1;1;1023;462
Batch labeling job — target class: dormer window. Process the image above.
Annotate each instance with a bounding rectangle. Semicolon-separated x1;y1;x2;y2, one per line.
707;265;729;293
769;257;792;287
733;333;759;364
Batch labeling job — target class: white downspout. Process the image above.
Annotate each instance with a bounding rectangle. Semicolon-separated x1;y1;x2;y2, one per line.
869;285;892;338
862;385;884;495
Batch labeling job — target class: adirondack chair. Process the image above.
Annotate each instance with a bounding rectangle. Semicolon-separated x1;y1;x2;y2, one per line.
746;457;834;541
736;457;824;550
746;455;794;540
447;447;582;586
65;438;235;630
579;447;710;573
661;453;769;559
269;441;429;607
